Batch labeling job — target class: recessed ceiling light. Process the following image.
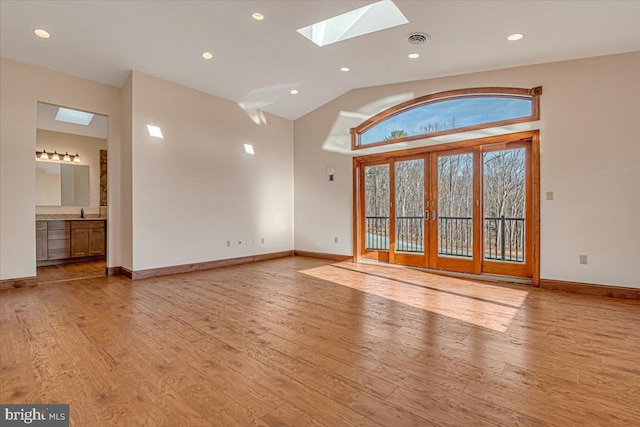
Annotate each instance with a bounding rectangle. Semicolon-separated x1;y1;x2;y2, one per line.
290;89;299;95
408;53;420;59
147;125;164;139
341;67;350;72
55;107;94;125
201;51;213;60
244;144;255;154
251;12;264;21
507;33;525;41
34;29;50;39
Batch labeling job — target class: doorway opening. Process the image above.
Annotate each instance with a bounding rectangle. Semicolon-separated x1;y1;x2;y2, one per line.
35;102;109;284
354;131;539;283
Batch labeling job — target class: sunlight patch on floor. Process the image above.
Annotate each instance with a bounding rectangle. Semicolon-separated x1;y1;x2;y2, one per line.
299;263;529;333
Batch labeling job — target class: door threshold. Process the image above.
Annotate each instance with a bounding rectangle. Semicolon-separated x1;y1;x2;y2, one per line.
358;259;532;285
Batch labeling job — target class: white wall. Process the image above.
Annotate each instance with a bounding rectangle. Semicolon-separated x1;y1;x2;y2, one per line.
294;52;640;288
3;53;637;288
0;57;122;279
120;74;133;271
0;60;293;278
35;129;107;214
130;72;294;271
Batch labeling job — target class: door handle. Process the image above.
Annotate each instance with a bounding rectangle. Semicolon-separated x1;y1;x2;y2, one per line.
432;210;437;221
424;210;429;220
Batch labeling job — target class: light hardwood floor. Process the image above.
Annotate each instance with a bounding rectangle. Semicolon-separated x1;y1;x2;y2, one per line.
37;260;106;284
1;256;639;426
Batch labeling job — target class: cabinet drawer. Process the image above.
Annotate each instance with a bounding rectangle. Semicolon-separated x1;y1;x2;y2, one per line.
36;221;48;231
48;239;70;250
36;230;48;261
71;220;105;229
48;248;71;260
48;221;70;230
48;229;70;240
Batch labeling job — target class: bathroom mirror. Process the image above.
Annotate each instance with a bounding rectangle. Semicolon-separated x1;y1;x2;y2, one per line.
36;160;90;206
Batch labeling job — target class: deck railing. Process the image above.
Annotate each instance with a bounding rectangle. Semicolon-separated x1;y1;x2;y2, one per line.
365;215;525;262
365;216;390;250
484;216;525;262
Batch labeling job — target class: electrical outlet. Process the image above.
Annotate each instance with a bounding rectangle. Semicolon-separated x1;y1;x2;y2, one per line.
226;240;231;247
579;255;588;265
546;191;554;201
334;237;339;244
260;237;265;244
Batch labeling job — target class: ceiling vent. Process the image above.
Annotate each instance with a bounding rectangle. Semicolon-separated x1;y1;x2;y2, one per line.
406;32;430;45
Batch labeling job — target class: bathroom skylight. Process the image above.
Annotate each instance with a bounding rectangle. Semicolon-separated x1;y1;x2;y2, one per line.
55;107;95;126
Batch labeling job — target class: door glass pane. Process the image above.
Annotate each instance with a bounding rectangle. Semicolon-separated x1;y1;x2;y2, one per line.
483;148;526;262
395;159;424;253
438;153;473;258
364;164;390;250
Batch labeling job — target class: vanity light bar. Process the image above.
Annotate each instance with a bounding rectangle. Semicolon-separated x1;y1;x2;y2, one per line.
36;150;81;163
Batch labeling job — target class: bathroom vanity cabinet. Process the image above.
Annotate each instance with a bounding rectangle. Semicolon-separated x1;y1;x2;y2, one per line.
36;219;106;265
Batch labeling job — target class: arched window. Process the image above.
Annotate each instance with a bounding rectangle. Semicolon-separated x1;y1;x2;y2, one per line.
351;87;542;149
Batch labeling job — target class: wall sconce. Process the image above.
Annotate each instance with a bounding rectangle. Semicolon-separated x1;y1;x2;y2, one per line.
36;150;81;163
326;165;335;181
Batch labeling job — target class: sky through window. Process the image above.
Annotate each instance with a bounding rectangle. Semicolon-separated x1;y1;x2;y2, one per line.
361;97;533;145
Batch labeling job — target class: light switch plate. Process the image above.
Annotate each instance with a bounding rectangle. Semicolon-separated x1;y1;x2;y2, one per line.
546;191;554;201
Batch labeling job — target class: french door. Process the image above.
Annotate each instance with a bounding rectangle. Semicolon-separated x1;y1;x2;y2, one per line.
355;132;537;280
430;148;480;274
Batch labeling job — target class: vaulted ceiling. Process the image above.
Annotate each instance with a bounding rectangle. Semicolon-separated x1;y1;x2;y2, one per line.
1;1;639;120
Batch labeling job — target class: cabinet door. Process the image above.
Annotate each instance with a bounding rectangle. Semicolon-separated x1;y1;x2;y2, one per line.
71;229;89;258
36;230;48;261
89;228;105;256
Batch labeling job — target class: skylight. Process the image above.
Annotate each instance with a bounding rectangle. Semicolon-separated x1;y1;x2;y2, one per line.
297;0;408;47
55;107;95;126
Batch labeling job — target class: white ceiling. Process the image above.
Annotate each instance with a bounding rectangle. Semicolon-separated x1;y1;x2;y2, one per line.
2;1;639;120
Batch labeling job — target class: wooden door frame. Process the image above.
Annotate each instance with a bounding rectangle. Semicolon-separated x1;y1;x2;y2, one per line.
480;140;533;278
357;159;391;263
353;130;541;286
391;154;430;268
